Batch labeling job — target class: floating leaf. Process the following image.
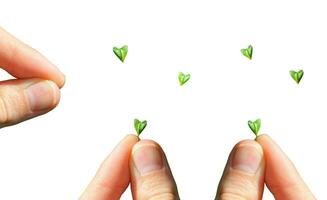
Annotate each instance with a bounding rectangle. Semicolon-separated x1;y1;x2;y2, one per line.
113;45;128;62
241;45;253;60
290;70;304;84
178;72;191;86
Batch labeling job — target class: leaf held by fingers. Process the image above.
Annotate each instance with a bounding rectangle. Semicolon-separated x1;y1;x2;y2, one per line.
178;72;191;86
290;70;304;84
134;119;147;137
248;118;261;136
113;45;128;62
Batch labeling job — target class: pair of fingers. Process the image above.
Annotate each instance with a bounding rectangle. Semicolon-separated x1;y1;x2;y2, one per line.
0;27;65;128
80;134;315;200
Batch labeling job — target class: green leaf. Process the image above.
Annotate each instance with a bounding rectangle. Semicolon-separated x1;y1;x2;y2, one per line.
241;45;253;60
113;45;128;62
178;72;191;86
248;118;261;136
134;118;147;137
289;69;304;84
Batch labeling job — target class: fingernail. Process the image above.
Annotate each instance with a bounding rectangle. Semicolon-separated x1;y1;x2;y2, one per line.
25;81;58;112
231;145;262;174
132;145;164;175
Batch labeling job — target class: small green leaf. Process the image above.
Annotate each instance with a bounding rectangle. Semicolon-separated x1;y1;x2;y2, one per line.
241;45;253;60
178;72;191;86
290;70;304;84
248;118;261;136
134;118;147;137
113;45;128;62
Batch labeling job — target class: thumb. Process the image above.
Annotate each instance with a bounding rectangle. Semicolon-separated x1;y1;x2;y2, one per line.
0;79;60;128
215;140;265;200
130;140;180;200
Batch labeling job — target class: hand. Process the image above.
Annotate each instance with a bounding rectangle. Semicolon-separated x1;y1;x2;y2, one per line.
80;134;315;200
0;27;65;128
215;134;316;200
80;135;179;200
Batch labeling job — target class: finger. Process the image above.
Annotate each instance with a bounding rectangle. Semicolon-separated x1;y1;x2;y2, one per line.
256;134;316;200
130;140;180;200
80;135;139;200
0;78;60;128
0;27;65;88
215;140;265;200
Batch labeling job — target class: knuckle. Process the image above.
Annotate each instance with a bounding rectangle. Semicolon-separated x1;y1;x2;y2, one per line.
91;182;121;199
219;192;248;200
0;87;29;125
140;173;178;200
0;93;9;125
218;174;258;200
148;192;178;200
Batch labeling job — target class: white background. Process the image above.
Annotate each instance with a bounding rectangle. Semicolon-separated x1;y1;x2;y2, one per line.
0;0;325;199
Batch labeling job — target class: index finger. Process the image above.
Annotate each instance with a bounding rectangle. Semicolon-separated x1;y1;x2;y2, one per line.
0;27;65;87
80;135;139;200
256;134;316;200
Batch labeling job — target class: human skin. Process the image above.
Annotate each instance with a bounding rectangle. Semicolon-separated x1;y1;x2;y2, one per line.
80;134;316;200
0;27;65;127
0;26;315;200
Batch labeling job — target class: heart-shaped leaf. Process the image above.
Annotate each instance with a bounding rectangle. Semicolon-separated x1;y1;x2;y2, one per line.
289;70;304;84
241;45;253;60
134;118;147;137
178;72;191;86
248;118;261;136
113;45;128;62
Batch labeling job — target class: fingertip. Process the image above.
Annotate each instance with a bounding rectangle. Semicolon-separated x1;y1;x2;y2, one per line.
129;139;179;199
24;80;61;113
46;80;61;107
124;134;140;143
57;73;66;88
255;134;271;142
106;135;139;164
132;140;162;160
255;134;278;153
45;61;65;88
114;134;139;153
234;139;264;155
25;44;66;89
215;139;266;200
231;139;264;175
132;139;162;153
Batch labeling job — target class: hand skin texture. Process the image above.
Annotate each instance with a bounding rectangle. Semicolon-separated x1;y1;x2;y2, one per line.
80;134;316;200
0;27;65;128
